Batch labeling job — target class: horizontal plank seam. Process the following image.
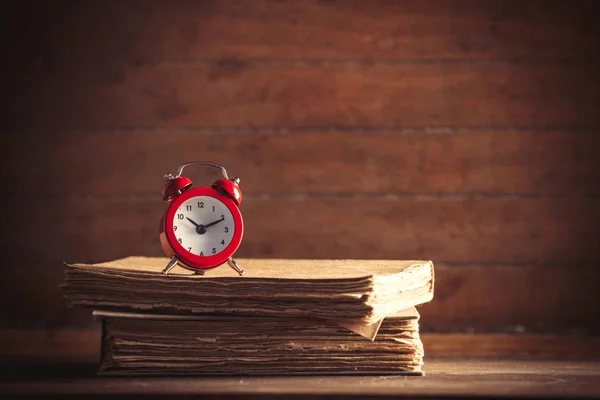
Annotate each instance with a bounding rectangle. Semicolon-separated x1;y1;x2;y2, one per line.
8;193;600;201
9;260;600;269
1;329;598;345
434;262;600;269
9;57;600;68
0;330;593;337
3;125;600;134
148;58;600;68
156;56;600;68
4;326;600;335
6;319;599;333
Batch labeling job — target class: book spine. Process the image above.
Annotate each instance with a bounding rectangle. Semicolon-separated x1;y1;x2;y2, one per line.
98;318;108;375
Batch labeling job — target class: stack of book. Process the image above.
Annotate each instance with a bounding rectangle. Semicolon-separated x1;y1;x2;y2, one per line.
62;257;434;376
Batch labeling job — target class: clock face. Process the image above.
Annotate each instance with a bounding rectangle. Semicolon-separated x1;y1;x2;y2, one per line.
171;195;236;256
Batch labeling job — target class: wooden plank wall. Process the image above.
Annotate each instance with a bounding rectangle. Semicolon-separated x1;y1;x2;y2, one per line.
1;0;600;336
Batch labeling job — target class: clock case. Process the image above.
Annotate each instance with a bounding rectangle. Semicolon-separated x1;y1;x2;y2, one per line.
159;162;244;276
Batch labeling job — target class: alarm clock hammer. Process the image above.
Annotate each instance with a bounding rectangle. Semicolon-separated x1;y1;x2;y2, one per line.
159;161;245;276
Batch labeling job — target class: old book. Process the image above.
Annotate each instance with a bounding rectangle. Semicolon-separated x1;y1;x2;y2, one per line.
63;257;435;325
95;307;424;376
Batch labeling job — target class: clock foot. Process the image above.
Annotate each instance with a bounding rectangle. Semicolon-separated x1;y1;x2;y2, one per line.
227;258;244;276
194;269;205;275
162;257;179;275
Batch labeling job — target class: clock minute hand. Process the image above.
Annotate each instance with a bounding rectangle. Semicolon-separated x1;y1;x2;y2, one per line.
203;216;225;229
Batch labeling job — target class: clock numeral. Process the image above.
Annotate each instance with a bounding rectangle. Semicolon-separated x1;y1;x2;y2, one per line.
220;239;225;245
174;226;178;231
212;248;216;254
188;247;192;251
220;214;224;219
186;205;192;211
178;238;182;244
224;227;229;233
212;206;215;212
198;202;204;208
177;214;184;220
200;251;204;256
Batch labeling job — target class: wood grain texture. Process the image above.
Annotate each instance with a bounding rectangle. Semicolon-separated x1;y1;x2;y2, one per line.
420;265;600;334
3;196;599;265
4;0;600;63
5;63;600;128
422;335;600;359
3;262;599;333
2;130;599;196
1;0;599;337
2;361;600;398
3;362;600;399
0;329;100;362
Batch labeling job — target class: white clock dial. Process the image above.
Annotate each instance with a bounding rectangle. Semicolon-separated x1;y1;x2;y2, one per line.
172;196;235;256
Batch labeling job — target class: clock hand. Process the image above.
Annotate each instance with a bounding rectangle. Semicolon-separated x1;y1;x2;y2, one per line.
186;217;200;227
203;216;225;229
186;217;208;235
187;216;224;235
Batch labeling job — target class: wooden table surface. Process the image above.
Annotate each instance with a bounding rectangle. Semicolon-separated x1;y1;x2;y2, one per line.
2;359;600;399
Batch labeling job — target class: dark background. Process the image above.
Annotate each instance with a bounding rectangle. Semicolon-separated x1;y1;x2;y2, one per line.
1;0;600;338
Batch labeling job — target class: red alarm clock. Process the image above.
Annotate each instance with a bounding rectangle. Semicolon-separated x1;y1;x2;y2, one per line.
159;161;244;276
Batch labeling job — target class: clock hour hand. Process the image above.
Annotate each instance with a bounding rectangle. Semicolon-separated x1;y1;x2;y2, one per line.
203;216;225;229
186;217;200;227
187;217;208;235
